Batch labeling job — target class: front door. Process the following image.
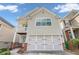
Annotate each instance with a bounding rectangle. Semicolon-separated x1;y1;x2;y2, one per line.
19;35;26;43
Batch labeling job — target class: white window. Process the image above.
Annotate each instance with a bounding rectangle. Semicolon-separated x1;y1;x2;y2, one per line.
36;18;52;26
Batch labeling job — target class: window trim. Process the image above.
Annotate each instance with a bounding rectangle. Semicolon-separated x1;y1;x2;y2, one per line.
35;18;52;26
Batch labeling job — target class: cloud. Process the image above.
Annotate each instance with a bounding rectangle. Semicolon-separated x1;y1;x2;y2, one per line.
0;4;18;13
19;3;25;4
54;3;79;13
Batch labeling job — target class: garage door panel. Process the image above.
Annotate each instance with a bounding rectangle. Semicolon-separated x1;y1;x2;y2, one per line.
37;36;44;44
37;44;45;50
53;41;61;45
37;40;44;44
45;45;53;50
28;40;37;44
28;36;37;43
53;44;63;50
27;42;38;51
27;44;36;50
53;39;61;43
53;36;61;44
45;40;53;44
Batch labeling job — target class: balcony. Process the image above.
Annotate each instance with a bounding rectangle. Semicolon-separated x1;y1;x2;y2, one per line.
17;27;27;34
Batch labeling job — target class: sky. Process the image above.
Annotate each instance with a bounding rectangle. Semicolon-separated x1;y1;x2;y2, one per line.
0;3;79;26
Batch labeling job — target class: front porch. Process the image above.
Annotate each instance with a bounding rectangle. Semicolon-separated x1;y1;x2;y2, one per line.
64;26;79;41
64;26;79;51
10;26;28;53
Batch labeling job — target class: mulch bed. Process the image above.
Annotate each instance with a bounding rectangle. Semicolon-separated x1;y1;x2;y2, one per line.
65;49;79;55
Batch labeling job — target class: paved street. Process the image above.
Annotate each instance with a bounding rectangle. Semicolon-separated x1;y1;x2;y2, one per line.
10;48;74;55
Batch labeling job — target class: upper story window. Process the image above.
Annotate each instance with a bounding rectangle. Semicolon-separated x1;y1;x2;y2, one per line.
36;18;52;26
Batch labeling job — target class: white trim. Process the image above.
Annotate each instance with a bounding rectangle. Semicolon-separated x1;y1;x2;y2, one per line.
63;10;79;20
51;35;54;50
25;7;39;17
70;27;75;39
13;28;17;43
35;35;37;50
43;35;45;49
25;7;61;20
35;17;53;27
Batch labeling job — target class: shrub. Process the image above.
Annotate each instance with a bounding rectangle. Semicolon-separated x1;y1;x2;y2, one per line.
65;40;69;49
0;48;11;55
65;38;79;49
72;38;79;48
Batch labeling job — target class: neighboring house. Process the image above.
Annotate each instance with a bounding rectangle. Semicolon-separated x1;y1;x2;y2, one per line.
62;10;79;41
0;17;14;48
12;7;64;52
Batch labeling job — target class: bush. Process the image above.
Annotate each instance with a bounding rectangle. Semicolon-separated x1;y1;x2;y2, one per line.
0;48;11;55
65;41;69;49
72;38;79;48
65;38;79;49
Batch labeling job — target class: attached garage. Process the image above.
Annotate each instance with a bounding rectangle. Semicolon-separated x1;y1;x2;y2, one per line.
27;35;63;51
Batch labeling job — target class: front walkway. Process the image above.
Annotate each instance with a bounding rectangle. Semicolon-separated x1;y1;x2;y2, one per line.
65;49;79;55
10;48;74;55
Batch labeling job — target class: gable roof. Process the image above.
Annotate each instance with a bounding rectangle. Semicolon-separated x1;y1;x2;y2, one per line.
0;16;14;28
63;10;79;20
25;7;61;19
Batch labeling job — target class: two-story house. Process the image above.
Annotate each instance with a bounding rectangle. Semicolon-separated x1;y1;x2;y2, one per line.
63;10;79;41
0;17;14;48
12;7;64;53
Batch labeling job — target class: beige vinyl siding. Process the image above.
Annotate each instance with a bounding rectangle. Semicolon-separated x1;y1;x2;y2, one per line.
0;20;14;42
27;10;62;35
71;15;79;27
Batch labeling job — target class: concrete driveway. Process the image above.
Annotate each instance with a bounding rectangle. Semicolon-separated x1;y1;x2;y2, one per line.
10;48;74;55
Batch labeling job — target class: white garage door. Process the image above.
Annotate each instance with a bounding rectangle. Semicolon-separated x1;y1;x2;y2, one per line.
53;36;63;50
27;36;37;50
36;36;53;51
27;35;63;51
